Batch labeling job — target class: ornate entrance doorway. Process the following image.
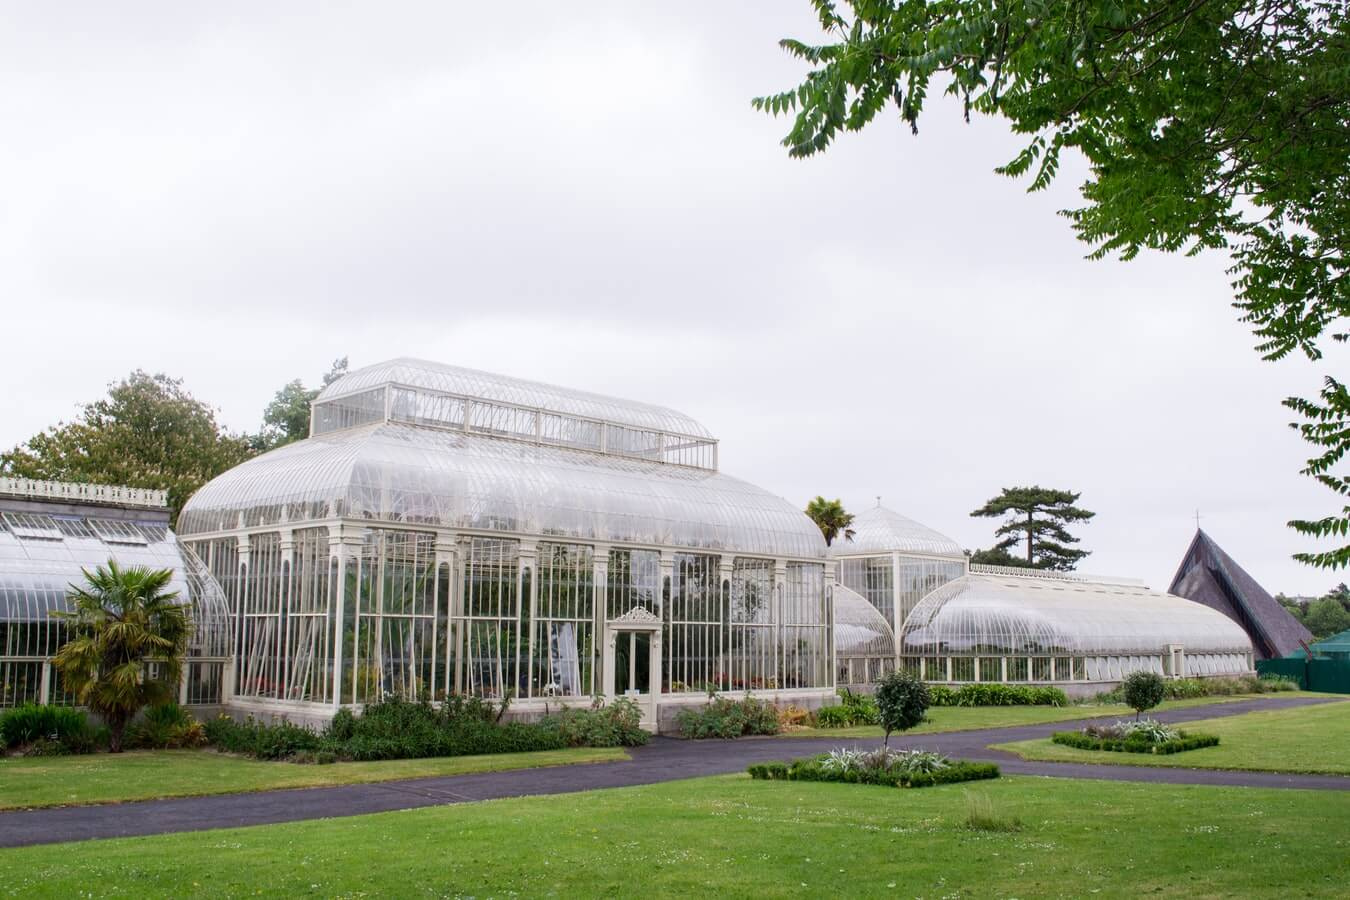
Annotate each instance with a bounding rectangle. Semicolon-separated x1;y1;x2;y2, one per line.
603;607;662;730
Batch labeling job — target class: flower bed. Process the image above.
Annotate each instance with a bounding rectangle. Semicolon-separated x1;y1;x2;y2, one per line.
748;747;999;788
1051;719;1220;755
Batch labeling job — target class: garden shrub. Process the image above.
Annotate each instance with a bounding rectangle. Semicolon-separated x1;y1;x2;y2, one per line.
541;698;648;748
812;705;854;728
927;684;1068;707
0;704;97;754
204;715;323;760
926;685;957;706
675;695;780;739
127;703;208;750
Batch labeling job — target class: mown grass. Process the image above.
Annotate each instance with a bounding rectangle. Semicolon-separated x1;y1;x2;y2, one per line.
2;774;1347;897
787;692;1303;738
0;746;627;810
994;698;1350;774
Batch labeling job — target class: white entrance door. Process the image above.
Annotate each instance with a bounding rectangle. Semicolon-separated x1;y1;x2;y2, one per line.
603;609;662;731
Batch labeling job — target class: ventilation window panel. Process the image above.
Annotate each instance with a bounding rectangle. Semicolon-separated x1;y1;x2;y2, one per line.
1;512;63;541
88;518;150;545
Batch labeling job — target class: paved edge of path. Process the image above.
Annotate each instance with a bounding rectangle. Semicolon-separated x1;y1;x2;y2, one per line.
0;695;1344;850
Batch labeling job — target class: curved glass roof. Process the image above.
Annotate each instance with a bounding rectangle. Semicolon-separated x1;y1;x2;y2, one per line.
834;583;895;657
319;358;713;439
899;570;1252;657
831;504;965;559
0;518;232;658
180;423;827;559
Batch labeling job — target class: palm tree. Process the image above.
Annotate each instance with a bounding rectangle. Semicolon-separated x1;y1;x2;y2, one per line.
53;561;190;752
805;496;855;547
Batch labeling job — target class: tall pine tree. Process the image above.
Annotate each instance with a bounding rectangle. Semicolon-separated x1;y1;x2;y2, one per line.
970;487;1094;572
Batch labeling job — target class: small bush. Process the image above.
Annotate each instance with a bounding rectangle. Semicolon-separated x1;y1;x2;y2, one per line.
875;671;929;744
128;703;208;750
1258;674;1298;692
0;704;96;754
675;695;781;739
541;698;648;748
813;705;853;728
927;685;958;706
1122;671;1167;718
23;737;70;757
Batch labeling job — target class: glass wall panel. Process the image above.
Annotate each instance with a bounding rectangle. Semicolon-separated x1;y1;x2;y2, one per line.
896;558;966;627
456;537;520;699
607;549;660;619
781;562;828;690
238;533;283;699
665;554;720;692
725;558;772;692
978;656;1001;682
283;528;331;703
312;387;387;435
1007;657;1029;681
1032;657;1051;681
532;542;595;698
951;657;975;682
351;530;440;702
838;556;894;626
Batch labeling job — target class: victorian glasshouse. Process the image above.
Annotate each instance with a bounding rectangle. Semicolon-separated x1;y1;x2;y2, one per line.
0;358;1259;729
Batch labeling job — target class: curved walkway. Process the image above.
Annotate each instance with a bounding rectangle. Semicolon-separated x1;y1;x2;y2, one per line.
0;695;1343;849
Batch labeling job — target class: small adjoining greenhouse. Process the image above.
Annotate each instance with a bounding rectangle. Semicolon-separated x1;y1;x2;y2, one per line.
179;358;835;731
0;479;232;710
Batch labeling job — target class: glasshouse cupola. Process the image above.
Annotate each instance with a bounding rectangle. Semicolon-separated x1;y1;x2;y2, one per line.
179;359;834;731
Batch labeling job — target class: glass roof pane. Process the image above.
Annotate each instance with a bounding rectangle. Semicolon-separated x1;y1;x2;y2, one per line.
830;505;965;559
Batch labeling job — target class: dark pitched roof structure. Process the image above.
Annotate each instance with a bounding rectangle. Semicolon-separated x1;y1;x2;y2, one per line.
1169;530;1312;660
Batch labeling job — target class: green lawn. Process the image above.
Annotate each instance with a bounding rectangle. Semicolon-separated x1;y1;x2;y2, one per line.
3;774;1347;897
787;692;1305;738
0;746;627;810
994;699;1350;774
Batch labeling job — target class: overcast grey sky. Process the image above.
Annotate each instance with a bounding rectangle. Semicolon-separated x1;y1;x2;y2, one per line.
1;2;1342;595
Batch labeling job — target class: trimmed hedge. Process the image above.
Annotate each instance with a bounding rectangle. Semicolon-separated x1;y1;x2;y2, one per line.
748;757;1000;788
928;683;1068;708
1051;730;1220;755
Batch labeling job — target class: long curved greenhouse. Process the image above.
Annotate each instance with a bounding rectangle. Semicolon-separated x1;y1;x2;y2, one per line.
179;358;834;730
0;479;232;709
896;567;1254;692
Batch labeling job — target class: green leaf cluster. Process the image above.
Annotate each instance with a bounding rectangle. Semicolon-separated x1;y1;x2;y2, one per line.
759;1;1349;566
0;371;253;524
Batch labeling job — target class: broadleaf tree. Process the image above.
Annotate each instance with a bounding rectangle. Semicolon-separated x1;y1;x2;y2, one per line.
255;356;349;450
0;371;254;525
755;1;1349;566
970;486;1095;571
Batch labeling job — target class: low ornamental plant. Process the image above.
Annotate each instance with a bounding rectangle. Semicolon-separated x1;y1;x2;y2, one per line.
0;703;98;754
1052;719;1220;755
